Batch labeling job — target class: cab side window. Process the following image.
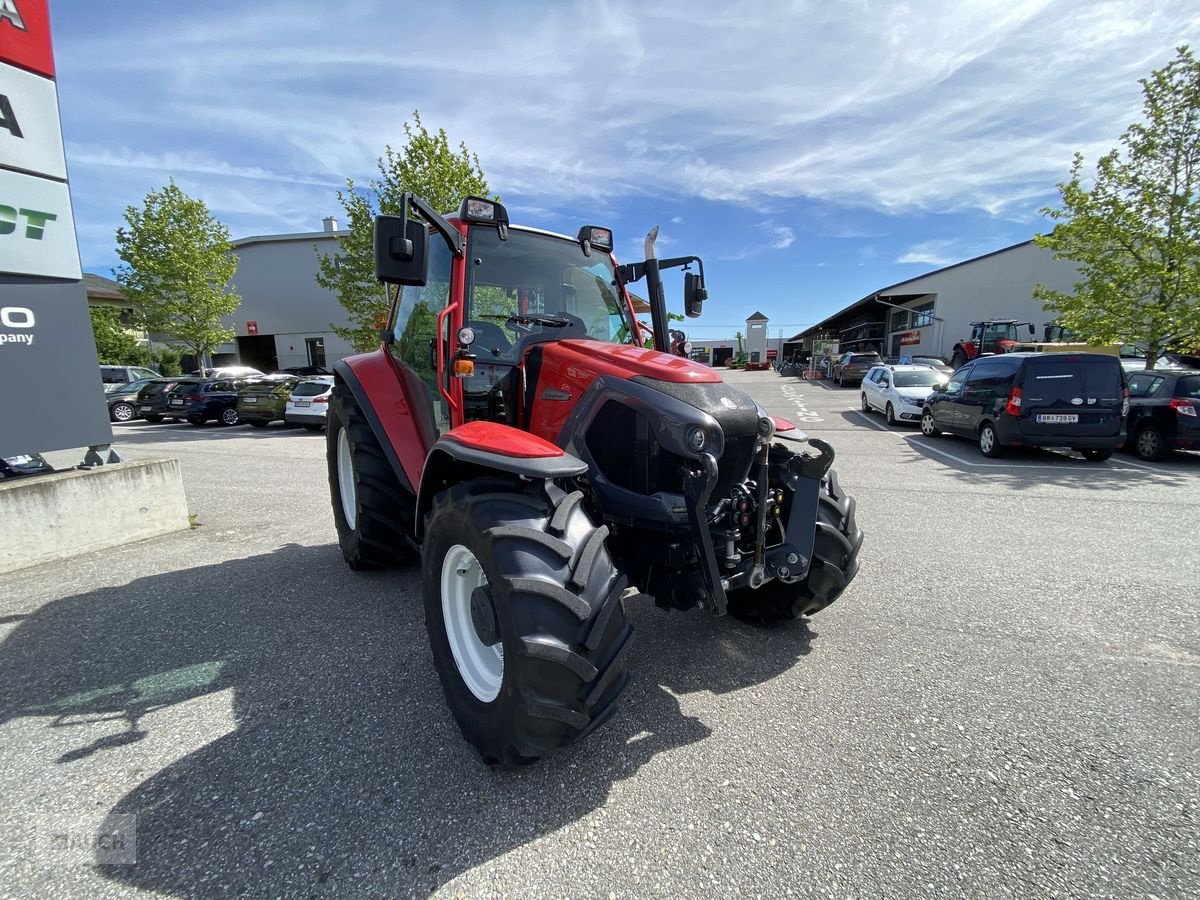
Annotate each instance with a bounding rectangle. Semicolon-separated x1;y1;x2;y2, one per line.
392;234;453;435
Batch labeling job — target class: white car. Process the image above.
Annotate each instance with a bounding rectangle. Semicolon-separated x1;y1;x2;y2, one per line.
284;376;335;430
861;364;947;426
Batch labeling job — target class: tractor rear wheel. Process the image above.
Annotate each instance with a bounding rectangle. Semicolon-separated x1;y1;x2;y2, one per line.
727;470;862;623
326;383;416;570
423;478;633;767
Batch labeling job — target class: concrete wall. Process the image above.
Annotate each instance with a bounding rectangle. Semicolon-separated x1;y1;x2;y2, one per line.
879;242;1079;361
0;458;190;574
227;234;358;368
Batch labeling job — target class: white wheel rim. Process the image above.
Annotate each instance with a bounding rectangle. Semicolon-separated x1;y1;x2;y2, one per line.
114;405;132;421
981;428;994;453
922;414;933;434
441;544;503;703
336;428;357;529
223;409;237;424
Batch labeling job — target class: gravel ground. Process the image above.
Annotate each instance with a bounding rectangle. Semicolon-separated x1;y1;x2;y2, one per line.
1;368;1197;898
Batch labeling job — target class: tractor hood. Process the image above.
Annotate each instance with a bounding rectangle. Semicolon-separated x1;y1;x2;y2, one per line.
543;340;721;384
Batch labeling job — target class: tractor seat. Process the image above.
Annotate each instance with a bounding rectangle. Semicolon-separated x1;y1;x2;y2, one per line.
468;320;512;357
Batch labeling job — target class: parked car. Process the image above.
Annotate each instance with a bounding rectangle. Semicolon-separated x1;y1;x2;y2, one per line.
135;378;185;422
167;377;252;426
919;352;1126;461
898;355;954;377
284;377;335;430
188;366;265;379
236;375;300;427
100;364;159;391
105;378;156;423
861;364;947;425
1123;369;1200;461
832;351;882;386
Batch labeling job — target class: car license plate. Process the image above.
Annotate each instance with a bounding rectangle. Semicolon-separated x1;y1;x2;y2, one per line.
140;405;151;412
170;399;184;407
1036;414;1078;424
295;400;311;407
244;397;257;403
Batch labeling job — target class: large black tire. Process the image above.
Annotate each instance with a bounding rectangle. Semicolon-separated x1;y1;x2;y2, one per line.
951;349;967;370
726;470;863;623
326;383;416;570
423;479;633;767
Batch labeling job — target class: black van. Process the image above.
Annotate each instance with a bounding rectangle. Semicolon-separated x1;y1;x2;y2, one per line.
919;352;1126;460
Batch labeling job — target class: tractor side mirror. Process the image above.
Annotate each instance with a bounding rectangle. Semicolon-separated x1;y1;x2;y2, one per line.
684;272;707;318
374;215;429;286
1026;323;1035;336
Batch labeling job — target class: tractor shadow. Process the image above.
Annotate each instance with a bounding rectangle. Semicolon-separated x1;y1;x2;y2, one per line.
0;544;815;896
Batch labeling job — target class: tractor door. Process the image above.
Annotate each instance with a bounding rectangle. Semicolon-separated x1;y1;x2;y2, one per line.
390;233;456;442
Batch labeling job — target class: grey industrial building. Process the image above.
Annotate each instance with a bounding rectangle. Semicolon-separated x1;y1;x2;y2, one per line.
791;240;1080;367
226;216;355;372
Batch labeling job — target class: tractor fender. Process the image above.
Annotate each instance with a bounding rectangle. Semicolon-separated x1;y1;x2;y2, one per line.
415;421;587;540
334;352;437;495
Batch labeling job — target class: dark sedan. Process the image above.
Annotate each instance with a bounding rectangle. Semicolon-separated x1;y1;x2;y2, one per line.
166;377;253;426
832;352;882;387
105;379;156;423
1124;369;1200;460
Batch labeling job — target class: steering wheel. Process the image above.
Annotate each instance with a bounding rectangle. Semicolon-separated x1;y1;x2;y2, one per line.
467;320;513;357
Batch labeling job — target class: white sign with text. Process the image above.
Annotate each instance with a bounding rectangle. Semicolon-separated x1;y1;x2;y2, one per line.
0;166;81;279
0;61;68;180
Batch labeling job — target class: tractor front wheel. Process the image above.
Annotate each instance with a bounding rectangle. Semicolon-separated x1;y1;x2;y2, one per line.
326;384;416;570
726;470;863;623
423;479;634;767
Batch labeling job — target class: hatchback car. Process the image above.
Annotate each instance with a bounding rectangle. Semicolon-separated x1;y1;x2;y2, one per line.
135;378;185;422
105;379;156;423
898;355;954;377
919;352;1126;460
832;351;882;387
1123;369;1200;460
237;375;300;427
167;378;250;426
862;365;947;426
284;377;335;430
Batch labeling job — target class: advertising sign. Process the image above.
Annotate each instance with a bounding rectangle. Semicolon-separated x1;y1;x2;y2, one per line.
0;0;113;457
899;329;922;346
0;61;67;178
0;167;80;278
247;320;258;335
0;0;55;78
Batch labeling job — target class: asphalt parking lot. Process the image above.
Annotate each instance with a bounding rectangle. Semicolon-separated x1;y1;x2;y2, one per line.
2;369;1198;898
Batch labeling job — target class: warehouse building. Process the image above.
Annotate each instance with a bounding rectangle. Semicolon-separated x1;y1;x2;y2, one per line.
226;216;356;372
791;240;1080;368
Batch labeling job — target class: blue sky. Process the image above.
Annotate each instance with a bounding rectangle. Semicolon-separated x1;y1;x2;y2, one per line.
51;0;1199;339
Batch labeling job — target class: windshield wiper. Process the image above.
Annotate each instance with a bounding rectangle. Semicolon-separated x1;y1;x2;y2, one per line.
478;314;572;328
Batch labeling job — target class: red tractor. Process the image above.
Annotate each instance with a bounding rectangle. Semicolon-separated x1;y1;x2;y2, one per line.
326;194;862;766
949;319;1036;369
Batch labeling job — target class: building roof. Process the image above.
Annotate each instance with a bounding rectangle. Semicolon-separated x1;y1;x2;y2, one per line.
232;229;346;249
787;240;1034;341
83;272;123;300
746;310;768;322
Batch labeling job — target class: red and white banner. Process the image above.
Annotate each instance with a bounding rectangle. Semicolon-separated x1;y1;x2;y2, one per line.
899;330;923;346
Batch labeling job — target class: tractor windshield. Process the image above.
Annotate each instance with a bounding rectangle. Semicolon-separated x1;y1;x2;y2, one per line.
465;227;634;362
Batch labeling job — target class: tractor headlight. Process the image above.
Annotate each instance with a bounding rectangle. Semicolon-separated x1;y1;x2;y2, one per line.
685;426;707;453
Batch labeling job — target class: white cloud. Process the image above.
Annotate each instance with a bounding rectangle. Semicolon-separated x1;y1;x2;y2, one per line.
896;240;965;266
761;222;795;250
671;216;685;224
53;0;1200;266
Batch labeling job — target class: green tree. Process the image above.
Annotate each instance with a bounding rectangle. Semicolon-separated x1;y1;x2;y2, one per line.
1035;46;1200;367
113;180;240;368
316;111;493;351
88;305;142;365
